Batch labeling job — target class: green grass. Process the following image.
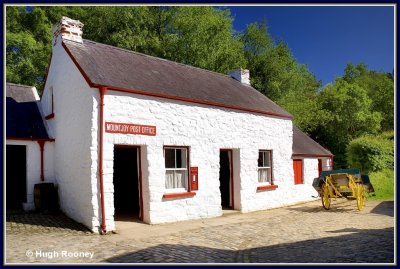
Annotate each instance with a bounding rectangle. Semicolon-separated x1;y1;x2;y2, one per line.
367;169;394;200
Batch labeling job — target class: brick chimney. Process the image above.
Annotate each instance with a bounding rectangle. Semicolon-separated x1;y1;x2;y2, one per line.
229;69;250;86
52;16;84;46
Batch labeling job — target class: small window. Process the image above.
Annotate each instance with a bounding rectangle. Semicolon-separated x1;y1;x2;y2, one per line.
45;87;54;119
164;147;189;190
258;150;273;184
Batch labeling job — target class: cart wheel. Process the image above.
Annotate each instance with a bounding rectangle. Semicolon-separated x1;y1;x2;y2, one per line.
321;183;331;210
357;184;365;210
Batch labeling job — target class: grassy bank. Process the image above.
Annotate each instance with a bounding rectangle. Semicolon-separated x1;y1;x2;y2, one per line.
367;169;394;200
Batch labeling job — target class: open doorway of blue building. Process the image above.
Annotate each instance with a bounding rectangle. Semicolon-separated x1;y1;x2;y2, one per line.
219;149;234;210
113;145;143;222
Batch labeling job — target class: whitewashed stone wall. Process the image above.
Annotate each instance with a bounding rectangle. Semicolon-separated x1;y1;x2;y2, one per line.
101;90;318;227
287;157;333;202
43;38;99;232
6;140;55;210
302;158;320;198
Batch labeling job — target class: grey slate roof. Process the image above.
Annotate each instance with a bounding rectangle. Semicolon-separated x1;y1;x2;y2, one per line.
63;39;292;118
6;83;49;139
60;39;331;156
292;126;332;157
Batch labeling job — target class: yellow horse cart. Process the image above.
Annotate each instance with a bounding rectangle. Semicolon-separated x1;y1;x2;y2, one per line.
313;169;371;210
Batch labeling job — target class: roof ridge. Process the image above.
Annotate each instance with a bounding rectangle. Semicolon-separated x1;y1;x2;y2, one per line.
6;82;35;88
79;39;236;79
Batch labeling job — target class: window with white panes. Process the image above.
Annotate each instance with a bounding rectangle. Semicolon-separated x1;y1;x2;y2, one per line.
258;150;273;184
164;147;189;190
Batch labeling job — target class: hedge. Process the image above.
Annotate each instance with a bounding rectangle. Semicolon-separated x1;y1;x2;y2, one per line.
347;131;394;174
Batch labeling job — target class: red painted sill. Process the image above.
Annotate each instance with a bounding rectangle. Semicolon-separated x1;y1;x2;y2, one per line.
257;185;278;191
163;192;196;199
45;113;55;120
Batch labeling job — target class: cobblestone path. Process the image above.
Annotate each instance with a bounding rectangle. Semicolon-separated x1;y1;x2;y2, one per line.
5;199;394;264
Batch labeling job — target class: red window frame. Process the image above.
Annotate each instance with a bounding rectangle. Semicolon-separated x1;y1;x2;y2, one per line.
163;146;195;198
257;150;274;185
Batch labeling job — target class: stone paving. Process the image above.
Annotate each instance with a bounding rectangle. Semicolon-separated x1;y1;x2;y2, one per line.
5;199;395;264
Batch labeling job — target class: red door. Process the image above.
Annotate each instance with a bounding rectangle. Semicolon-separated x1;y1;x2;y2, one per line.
293;159;303;184
318;159;322;176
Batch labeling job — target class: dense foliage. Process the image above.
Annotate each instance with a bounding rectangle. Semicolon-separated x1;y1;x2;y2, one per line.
347;132;394;174
6;6;245;89
6;6;394;169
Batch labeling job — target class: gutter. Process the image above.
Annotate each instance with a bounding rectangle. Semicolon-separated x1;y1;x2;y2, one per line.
292;154;334;158
98;86;107;234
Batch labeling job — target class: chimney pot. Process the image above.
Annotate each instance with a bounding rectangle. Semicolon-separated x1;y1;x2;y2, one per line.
53;16;84;46
229;69;250;85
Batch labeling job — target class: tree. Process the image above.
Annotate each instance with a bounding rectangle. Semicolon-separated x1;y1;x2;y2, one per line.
241;21;323;133
6;6;87;91
6;7;52;89
344;63;394;131
82;6;169;57
6;6;246;91
164;7;245;73
314;78;382;167
343;63;368;82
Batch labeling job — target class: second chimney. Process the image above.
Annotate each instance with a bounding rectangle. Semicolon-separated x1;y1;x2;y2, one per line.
229;69;250;86
52;16;84;46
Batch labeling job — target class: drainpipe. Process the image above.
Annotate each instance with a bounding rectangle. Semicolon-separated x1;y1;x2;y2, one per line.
38;140;45;181
98;86;107;234
331;156;334;170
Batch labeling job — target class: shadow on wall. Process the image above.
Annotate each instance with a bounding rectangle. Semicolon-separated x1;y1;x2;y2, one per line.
104;227;394;263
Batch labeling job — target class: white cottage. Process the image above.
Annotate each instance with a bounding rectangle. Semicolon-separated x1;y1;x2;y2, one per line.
7;17;333;233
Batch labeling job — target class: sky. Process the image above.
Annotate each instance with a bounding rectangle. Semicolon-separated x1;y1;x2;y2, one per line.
225;5;394;86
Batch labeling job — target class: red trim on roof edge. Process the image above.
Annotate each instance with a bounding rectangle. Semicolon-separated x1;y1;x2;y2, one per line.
7;137;55;142
62;42;95;87
292;153;334;158
62;41;293;120
105;85;293;119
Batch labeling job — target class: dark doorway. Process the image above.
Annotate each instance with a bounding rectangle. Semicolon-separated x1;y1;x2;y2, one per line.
219;150;232;209
113;146;141;221
6;145;27;210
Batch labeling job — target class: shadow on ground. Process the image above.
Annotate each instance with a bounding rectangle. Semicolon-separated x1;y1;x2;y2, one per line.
6;210;91;233
370;201;394;217
105;227;394;263
286;201;356;213
287;200;395;215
